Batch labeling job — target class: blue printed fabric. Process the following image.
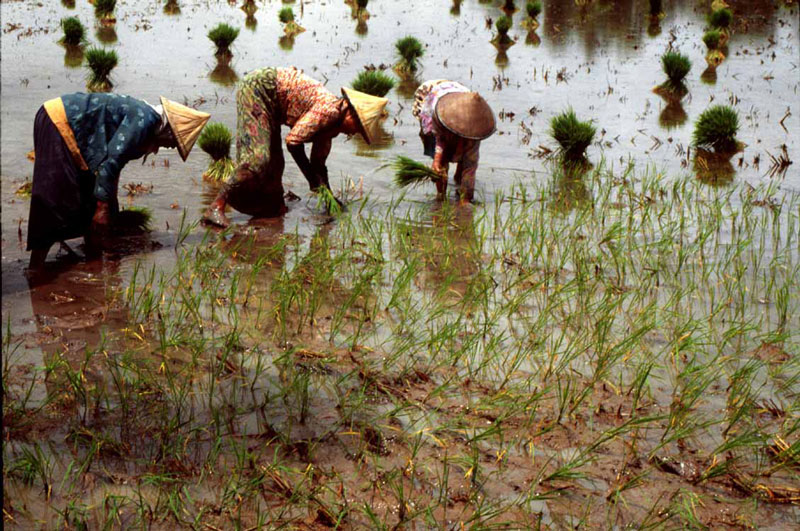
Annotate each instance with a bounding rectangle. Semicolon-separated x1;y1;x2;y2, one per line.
61;93;161;202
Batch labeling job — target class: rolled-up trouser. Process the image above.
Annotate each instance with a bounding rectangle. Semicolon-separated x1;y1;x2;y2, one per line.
223;67;287;218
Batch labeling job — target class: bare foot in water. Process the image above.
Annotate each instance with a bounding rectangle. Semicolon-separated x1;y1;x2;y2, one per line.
202;206;231;228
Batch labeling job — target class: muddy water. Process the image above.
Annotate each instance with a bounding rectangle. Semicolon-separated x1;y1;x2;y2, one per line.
1;1;798;525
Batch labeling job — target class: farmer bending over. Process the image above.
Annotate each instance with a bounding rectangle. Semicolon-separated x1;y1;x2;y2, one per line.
27;93;210;268
202;66;388;227
412;80;496;203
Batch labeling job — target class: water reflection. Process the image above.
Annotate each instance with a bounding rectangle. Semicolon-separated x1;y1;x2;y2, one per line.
63;45;84;68
96;26;118;45
279;35;296;51
525;30;541;46
658;99;688;130
694;148;736;187
164;0;180;16
351;121;394;157
550;161;592;214
209;60;238;86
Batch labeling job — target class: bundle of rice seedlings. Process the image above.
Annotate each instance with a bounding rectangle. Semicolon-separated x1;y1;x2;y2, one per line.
693;105;739;153
116;206;152;233
493;16;514;47
391;156;440;188
395;36;424;74
94;0;116;22
550;108;596;160
84;47;118;92
702;29;721;50
661;51;691;83
314;186;343;215
208;23;239;57
198;122;236;181
241;0;257;15
279;7;305;36
527;0;542;20
351;70;395;97
708;8;732;30
60;17;86;46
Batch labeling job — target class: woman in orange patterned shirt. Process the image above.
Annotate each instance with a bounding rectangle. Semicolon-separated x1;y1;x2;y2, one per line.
203;67;387;227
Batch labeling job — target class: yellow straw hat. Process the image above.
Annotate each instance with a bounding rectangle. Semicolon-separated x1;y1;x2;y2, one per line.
160;97;211;161
341;88;389;145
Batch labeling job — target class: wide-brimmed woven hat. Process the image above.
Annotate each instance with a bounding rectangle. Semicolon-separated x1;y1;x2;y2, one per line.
341;88;389;145
435;92;496;140
160;97;211;161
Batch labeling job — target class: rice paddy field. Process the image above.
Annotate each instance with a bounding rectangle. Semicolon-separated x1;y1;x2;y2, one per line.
1;0;799;528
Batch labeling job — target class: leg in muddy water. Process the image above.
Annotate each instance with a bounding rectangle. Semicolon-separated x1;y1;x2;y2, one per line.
27;246;51;270
455;162;475;204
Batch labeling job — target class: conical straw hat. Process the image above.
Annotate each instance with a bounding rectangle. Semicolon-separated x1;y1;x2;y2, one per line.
160;97;211;161
341;88;389;145
435;92;496;140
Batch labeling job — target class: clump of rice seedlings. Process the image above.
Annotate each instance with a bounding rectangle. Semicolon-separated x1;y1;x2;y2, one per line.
60;17;86;46
391;156;440;188
523;1;542;30
655;51;691;98
702;29;721;50
351;70;395;97
94;0;116;23
208;23;239;58
550;108;596;160
693;105;739;153
492;15;515;48
278;7;305;36
708;8;732;30
116;206;152;234
84;47;118;92
164;0;180;15
198;123;236;181
394;36;424;75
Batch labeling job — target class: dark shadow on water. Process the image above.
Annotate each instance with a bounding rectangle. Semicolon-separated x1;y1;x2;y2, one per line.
96;26;117;44
694;149;736;187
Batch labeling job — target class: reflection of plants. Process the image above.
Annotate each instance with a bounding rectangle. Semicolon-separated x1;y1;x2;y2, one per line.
278;35;295;51
649;0;662;16
394;36;424;75
450;0;461;16
64;46;84;68
702;29;721;50
60;17;86;46
164;0;180;15
659;100;688;130
550;108;595;160
85;47;118;92
694;149;735;186
503;0;517;13
94;0;116;22
526;30;541;46
693;105;739;153
351;70;395;97
208;23;239;57
700;66;717;85
705;49;725;68
62;0;75;8
279;7;305;36
95;25;117;44
209;62;238;86
198;123;236;182
550;160;591;214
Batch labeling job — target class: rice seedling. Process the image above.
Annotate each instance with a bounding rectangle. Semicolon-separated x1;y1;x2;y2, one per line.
278;6;305;36
391;156;440;188
241;0;257;15
702;29;721;50
661;51;691;83
492;15;514;47
549;108;596;160
708;8;732;30
693;105;739;153
208;23;239;57
116;207;153;234
527;0;542;20
94;0;116;22
197;122;236;182
84;46;118;92
60;17;86;46
351;70;395;97
394;36;424;75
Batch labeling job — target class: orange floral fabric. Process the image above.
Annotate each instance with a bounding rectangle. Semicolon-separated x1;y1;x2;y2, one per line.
276;67;344;145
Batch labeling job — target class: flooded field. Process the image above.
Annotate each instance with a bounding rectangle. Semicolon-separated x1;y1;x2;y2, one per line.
2;0;799;528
